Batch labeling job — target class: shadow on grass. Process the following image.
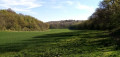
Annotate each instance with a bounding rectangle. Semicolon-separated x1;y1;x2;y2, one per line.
0;30;117;56
33;30;109;40
0;30;79;54
31;30;117;55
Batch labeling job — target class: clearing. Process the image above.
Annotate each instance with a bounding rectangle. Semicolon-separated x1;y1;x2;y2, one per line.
0;29;119;57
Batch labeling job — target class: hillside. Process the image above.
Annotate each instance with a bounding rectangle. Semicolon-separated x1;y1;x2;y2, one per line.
0;9;49;31
70;0;120;31
47;20;84;29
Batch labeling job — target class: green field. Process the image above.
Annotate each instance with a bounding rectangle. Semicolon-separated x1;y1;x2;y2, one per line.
0;29;120;57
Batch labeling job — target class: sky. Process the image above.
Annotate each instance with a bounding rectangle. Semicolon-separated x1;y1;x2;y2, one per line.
0;0;103;22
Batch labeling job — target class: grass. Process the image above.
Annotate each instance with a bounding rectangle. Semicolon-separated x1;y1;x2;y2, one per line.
0;29;120;57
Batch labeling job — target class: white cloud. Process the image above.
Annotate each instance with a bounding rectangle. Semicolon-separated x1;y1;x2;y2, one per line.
62;14;90;20
76;2;95;12
52;5;63;9
0;0;43;12
51;0;57;2
51;0;74;9
13;8;30;12
66;1;74;5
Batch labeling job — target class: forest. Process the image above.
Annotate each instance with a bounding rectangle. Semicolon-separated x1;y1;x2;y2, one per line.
0;8;49;31
69;0;120;39
47;20;84;29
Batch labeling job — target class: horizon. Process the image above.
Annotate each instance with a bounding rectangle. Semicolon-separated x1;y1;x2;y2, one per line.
0;0;102;22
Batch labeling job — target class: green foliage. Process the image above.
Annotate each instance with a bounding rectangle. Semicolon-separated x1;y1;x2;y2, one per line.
0;29;119;57
110;27;120;37
0;9;49;31
47;20;83;29
70;0;120;30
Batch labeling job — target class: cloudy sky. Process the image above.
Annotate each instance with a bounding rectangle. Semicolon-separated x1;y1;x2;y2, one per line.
0;0;102;22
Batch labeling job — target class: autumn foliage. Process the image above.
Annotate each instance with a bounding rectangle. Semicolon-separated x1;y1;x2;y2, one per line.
0;9;49;31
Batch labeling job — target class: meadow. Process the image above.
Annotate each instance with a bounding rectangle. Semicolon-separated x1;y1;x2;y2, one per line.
0;29;120;57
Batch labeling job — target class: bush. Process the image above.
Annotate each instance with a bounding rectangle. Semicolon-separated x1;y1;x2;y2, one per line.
110;27;120;37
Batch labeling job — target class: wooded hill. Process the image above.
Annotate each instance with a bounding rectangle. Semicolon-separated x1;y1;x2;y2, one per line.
69;0;120;30
0;9;49;31
69;0;120;39
47;20;84;29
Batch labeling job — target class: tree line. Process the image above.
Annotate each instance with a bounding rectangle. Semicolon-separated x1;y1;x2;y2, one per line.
0;9;49;31
69;0;120;37
47;20;84;29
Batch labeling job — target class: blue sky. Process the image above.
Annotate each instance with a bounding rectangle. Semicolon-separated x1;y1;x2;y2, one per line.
0;0;102;22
